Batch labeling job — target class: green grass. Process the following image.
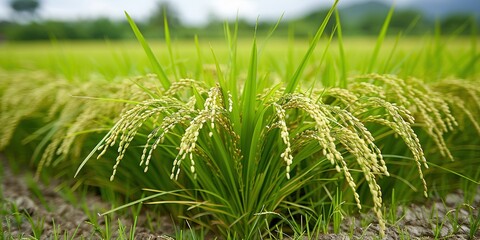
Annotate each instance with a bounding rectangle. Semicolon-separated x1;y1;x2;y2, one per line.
0;3;479;238
0;37;477;80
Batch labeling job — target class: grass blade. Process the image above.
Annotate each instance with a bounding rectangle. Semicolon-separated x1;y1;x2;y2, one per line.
285;0;338;93
125;11;170;90
428;162;480;185
366;4;395;73
164;10;178;80
259;13;284;53
240;23;260;168
194;35;204;80
74;131;112;178
335;9;347;88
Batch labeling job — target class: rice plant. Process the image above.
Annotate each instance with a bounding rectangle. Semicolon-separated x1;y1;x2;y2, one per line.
71;4;478;238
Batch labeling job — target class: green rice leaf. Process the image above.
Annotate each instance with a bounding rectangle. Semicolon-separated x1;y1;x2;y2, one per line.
335;9;347;88
164;10;178;80
285;0;338;93
366;4;395;73
125;11;170;90
240;24;258;156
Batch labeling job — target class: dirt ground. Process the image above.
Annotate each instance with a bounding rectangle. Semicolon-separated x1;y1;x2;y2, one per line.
0;157;174;239
1;157;479;239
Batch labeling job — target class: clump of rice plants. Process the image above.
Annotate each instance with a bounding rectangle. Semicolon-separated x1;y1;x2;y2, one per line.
0;69;156;180
72;7;478;238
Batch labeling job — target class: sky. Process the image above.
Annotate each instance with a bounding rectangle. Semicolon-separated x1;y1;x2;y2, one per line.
0;0;415;25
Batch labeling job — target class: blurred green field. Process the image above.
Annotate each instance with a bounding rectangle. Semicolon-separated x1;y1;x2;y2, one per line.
1;36;478;81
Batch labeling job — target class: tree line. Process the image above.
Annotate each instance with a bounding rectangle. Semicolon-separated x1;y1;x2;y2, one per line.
1;1;477;41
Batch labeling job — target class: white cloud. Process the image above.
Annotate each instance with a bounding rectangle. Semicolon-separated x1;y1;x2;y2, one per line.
36;0;157;20
209;0;256;19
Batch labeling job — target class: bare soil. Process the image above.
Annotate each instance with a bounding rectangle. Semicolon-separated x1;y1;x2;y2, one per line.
1;156;479;239
0;158;173;239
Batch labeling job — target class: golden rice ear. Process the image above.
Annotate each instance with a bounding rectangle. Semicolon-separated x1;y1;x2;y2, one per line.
165;78;208;96
276;93;388;235
326;105;388;176
273;103;293;179
334;127;385;232
443;96;480;135
357;97;429;197
347;75;432;197
325;105;388;234
356;74;457;161
141;97;197;172
323;80;429;186
0;71;62;150
170;86;230;180
320;87;359;107
0;71;82;178
96;97;181;181
433;80;480;135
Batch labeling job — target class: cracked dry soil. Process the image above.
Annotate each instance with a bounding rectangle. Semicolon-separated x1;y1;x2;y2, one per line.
1;158;479;239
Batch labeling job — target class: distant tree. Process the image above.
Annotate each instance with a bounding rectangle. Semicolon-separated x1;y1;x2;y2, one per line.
441;15;477;35
9;0;40;22
148;2;181;31
389;10;430;35
89;18;123;39
301;9;337;35
355;13;385;35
